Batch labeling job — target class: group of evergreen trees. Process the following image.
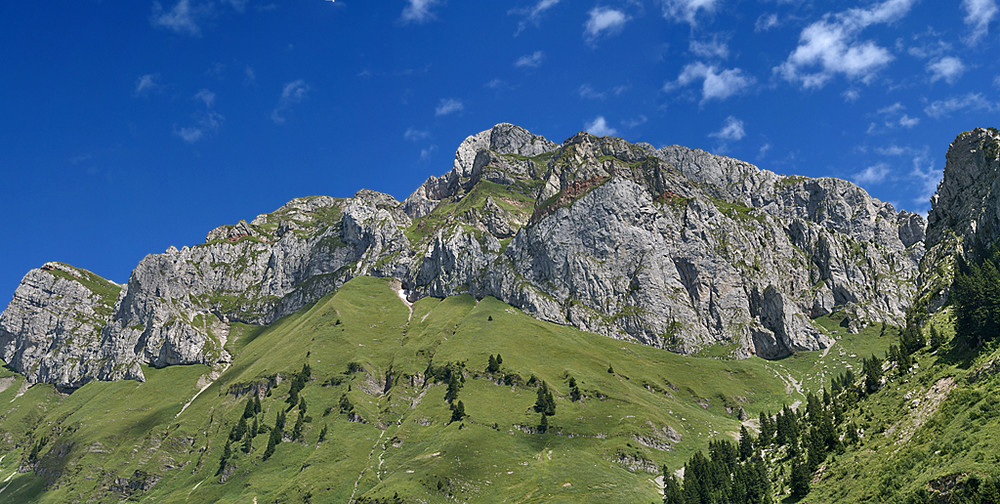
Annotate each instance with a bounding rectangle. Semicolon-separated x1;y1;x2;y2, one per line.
662;439;771;504
953;248;1000;349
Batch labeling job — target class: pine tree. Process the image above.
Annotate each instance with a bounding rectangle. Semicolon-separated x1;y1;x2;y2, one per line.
292;412;304;441
864;354;882;394
789;457;811;498
538;413;548;433
450;400;466;423
241;429;252;454
495;354;502;365
738;425;754;460
534;381;555;416
252;417;260;437
663;471;683;504
263;425;281;460
298;396;308;416
318;424;328;443
276;410;286;431
568;377;581;402
445;372;462;403
253;394;262;414
486;354;500;374
243;398;255;419
929;323;945;350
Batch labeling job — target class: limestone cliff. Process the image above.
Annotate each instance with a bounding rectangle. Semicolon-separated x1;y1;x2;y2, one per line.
1;123;945;389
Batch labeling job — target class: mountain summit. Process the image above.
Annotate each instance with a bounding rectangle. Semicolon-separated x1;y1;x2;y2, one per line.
1;124;936;389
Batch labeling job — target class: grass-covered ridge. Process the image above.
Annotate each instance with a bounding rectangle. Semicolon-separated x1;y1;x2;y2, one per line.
0;277;893;503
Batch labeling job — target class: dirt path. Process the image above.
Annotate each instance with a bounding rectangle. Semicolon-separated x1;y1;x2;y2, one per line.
175;364;230;419
768;364;805;410
348;398;392;503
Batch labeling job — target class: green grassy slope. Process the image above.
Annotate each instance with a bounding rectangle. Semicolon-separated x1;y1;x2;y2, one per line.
0;277;894;503
803;309;1000;503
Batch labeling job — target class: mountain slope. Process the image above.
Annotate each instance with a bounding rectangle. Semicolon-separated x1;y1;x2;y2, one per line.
0;276;893;503
0;124;925;389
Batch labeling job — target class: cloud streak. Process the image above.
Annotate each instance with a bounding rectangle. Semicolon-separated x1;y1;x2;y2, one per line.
435;98;464;116
271;80;310;124
400;0;441;24
585;7;628;41
515;51;545;68
585;116;617;136
963;0;998;43
709;116;746;141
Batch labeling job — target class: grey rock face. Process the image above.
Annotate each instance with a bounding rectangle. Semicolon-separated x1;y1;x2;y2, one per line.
916;127;1000;312
0;263;121;389
3;123;949;389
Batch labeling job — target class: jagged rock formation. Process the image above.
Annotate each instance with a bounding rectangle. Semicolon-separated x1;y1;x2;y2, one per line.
2;123;939;389
916;127;1000;313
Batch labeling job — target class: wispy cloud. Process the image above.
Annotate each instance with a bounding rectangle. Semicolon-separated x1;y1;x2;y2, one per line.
174;89;223;143
689;37;729;59
709;116;746;141
515;51;545;68
755;13;779;32
511;0;560;35
665;62;754;103
151;0;206;36
420;145;438;161
775;0;915;89
404;128;430;142
585;116;617;136
271;80;310;124
134;74;160;96
400;0;441;24
435;98;464;116
867;102;920;133
910;150;941;211
962;0;998;44
852;162;890;185
924;92;998;118
927;56;965;84
662;0;719;26
584;7;628;42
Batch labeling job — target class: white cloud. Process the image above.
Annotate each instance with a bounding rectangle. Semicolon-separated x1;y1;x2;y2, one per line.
899;114;920;128
843;89;861;102
755;13;779;32
585;116;618;136
662;0;719;26
435;98;464;116
585;7;628;41
623;115;648;128
400;0;441;24
420;145;438;161
876;145;908;156
512;0;560;35
665;62;754;103
852;162;890;185
758;143;772;158
151;0;205;36
689;38;729;59
404;128;430;142
924;93;998;118
927;56;966;84
709;116;746;141
515;51;545;68
271;80;310;124
134;74;159;96
775;0;915;88
174;89;222;143
963;0;998;44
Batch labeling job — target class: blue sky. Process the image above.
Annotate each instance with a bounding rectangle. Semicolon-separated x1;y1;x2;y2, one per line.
2;0;999;299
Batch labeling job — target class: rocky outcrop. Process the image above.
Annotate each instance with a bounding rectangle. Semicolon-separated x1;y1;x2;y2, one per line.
916;127;1000;312
2;123;947;389
0;263;121;389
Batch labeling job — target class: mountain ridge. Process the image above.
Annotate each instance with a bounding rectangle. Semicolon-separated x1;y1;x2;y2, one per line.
3;123;978;391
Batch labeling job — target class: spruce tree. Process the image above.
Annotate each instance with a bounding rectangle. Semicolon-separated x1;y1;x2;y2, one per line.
495;354;502;365
738;425;754;460
450;400;466;423
789;457;811;498
538;413;548;433
292;412;304;441
534;381;555;416
445;373;462;403
276;410;286;431
662;471;683;504
263;425;281;460
318;424;328;443
929;323;944;350
486;354;499;374
241;429;252;454
243;398;255;419
864;354;882;394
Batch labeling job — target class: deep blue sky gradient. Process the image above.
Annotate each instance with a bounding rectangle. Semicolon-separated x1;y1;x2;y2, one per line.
2;0;999;301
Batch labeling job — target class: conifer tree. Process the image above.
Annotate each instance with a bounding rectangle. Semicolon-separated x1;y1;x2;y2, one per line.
496;354;502;365
243;398;255;419
445;372;462;403
662;471;683;504
486;354;500;374
450;400;466;423
789;457;811;498
864;354;882;394
263;425;281;460
738;425;754;460
292;412;304;441
568;377;581;402
241;429;252;454
538;413;548;433
929;323;944;350
318;424;328;443
276;410;286;431
534;381;555;416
